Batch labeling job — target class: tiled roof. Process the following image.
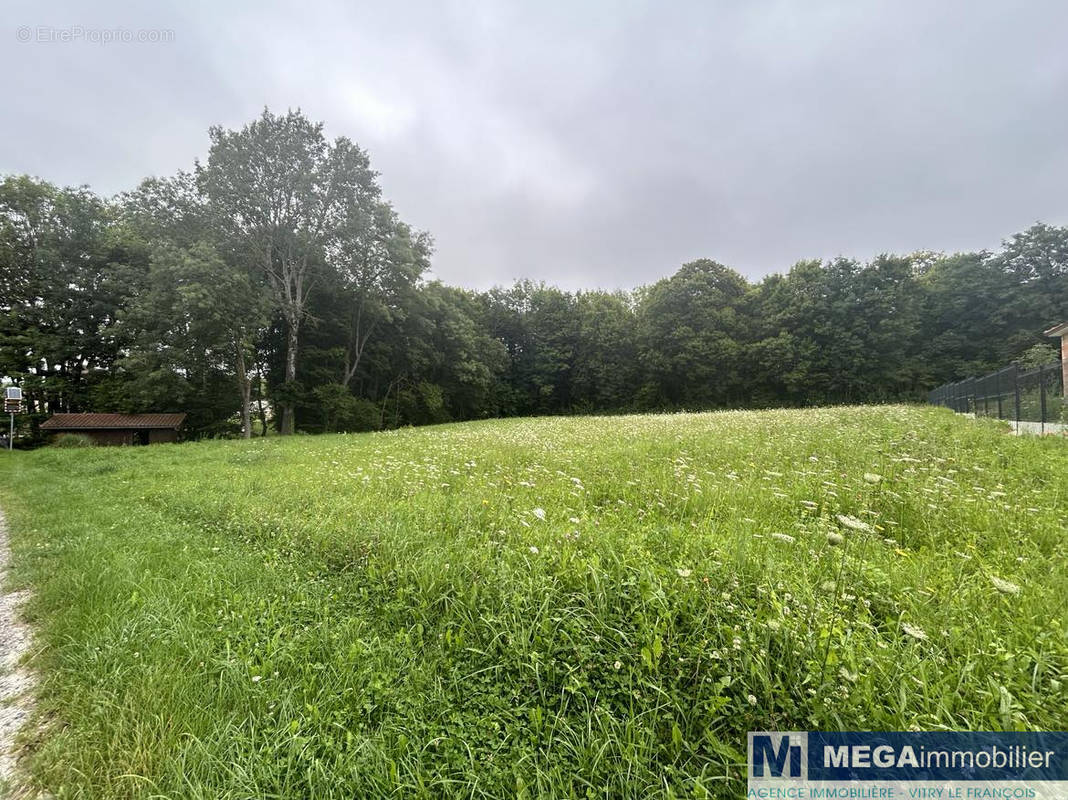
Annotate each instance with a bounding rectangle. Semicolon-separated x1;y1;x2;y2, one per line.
1044;322;1068;337
40;413;187;430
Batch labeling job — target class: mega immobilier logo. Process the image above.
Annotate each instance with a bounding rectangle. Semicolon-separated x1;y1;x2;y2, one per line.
747;732;1068;799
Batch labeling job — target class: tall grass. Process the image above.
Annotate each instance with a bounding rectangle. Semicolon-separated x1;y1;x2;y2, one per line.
0;405;1065;798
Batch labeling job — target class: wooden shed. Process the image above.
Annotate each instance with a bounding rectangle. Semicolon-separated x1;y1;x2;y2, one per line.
39;413;187;446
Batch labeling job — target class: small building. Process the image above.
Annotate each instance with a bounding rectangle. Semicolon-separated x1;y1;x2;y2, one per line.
39;413;187;446
1044;322;1068;397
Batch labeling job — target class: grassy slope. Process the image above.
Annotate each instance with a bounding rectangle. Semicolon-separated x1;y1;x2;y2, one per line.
0;406;1065;799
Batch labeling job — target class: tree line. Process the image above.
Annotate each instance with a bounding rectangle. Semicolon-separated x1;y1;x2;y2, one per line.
1;109;1065;441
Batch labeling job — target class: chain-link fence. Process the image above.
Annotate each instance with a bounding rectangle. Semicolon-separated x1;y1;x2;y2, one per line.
928;361;1065;434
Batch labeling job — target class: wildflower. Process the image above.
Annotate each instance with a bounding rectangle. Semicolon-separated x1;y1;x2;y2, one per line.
529;546;539;555
771;533;795;544
613;660;622;670
836;514;873;533
989;576;1021;596
901;622;928;641
251;675;262;683
532;508;546;521
747;694;758;706
568;517;580;524
863;473;883;484
826;532;844;546
676;568;692;578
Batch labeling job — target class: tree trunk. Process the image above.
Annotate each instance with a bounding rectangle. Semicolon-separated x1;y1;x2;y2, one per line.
280;320;299;435
234;342;252;439
255;362;268;436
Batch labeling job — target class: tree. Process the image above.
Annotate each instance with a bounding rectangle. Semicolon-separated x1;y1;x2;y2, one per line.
120;173;272;437
198;108;381;434
334;201;430;388
0;176;141;421
570;290;639;411
994;223;1068;355
917;252;1013;381
636;259;749;408
118;242;270;437
404;282;508;422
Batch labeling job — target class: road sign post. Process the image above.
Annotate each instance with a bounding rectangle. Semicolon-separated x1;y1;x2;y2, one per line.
4;387;22;449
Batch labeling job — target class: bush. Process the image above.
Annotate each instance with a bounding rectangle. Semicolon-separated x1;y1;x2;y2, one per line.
312;383;382;432
51;433;94;448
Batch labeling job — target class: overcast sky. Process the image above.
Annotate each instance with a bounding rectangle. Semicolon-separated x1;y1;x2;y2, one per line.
4;1;1068;290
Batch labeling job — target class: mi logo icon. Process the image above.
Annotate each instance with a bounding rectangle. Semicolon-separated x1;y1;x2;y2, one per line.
748;731;807;781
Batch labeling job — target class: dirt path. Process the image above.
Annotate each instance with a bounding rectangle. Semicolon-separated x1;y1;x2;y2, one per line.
0;507;35;793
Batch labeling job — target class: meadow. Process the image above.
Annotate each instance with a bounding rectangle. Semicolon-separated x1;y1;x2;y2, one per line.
0;405;1065;799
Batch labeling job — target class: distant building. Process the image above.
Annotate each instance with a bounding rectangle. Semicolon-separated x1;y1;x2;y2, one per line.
1045;322;1068;397
39;413;187;445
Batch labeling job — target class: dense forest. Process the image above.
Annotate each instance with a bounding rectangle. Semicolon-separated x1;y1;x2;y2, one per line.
1;109;1065;441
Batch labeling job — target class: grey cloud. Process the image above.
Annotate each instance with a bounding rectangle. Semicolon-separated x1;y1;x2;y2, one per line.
3;0;1067;290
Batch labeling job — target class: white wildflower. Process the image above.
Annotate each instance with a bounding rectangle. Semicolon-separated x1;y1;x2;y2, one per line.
529;545;539;555
613;660;622;670
863;473;883;484
836;514;873;533
826;532;844;546
532;507;546;521
771;533;796;544
902;622;928;641
676;568;692;578
990;576;1021;596
747;694;758;706
251;675;262;683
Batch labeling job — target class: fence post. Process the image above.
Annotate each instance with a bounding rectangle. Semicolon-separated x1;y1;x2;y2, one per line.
996;370;1003;420
1013;365;1020;432
1039;363;1046;435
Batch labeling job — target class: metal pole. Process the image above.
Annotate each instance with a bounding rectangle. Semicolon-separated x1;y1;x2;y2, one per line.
1039;364;1046;435
996;370;1003;419
1013;365;1021;433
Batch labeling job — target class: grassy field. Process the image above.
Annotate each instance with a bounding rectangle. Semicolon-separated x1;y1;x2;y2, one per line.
0;405;1065;799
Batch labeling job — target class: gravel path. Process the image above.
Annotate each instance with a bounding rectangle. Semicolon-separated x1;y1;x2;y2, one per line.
0;506;35;793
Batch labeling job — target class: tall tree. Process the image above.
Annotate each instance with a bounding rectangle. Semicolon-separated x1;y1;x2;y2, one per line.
121;174;271;437
198;108;380;433
0;176;141;418
335;201;430;388
118;242;269;437
636;259;750;408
